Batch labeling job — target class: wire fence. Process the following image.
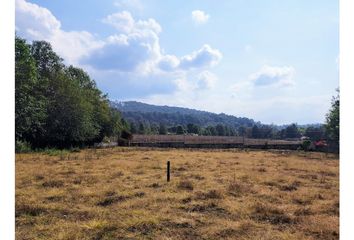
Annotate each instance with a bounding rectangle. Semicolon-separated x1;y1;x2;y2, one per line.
131;134;301;146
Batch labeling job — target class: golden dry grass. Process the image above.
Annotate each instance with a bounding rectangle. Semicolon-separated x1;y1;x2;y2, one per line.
16;148;339;240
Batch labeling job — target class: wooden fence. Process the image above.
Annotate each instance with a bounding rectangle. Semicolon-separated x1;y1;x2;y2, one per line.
130;134;301;148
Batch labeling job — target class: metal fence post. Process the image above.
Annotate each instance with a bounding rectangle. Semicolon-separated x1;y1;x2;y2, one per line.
167;161;170;182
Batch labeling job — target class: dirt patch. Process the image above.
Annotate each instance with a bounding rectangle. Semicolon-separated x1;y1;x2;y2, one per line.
42;180;64;188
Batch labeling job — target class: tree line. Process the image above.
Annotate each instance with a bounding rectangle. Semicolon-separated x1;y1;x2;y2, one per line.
127;121;328;141
114;101;337;142
15;37;128;150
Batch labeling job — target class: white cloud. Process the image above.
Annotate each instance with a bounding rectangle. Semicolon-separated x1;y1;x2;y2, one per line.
136;19;162;34
15;0;103;65
16;0;223;98
15;0;60;36
83;34;158;72
102;11;162;34
158;55;180;71
249;65;295;87
84;13;163;73
102;11;135;33
197;71;217;89
179;44;222;70
93;12;221;74
191;10;210;25
174;78;193;92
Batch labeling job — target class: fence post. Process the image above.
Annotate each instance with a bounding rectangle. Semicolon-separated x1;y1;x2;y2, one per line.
167;161;170;182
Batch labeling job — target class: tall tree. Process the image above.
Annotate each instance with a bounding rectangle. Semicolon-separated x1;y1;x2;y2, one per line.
176;125;185;135
130;122;138;134
215;124;226;136
16;38;127;149
251;125;260;138
283;123;301;139
305;126;325;141
15;37;47;143
159;123;167;135
138;122;145;134
187;123;200;134
325;90;339;144
238;126;246;136
207;126;217;136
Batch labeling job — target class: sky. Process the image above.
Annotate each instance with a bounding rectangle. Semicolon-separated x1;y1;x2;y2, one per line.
15;0;339;125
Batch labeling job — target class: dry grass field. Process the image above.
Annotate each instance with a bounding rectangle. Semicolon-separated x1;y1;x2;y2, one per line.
16;148;339;240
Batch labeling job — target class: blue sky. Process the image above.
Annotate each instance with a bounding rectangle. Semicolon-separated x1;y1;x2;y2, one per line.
15;0;339;124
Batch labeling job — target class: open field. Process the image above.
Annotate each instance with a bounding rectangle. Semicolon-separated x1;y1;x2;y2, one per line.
16;148;339;240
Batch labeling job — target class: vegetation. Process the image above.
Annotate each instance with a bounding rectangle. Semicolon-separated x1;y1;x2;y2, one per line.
325;90;339;147
15;37;128;149
112;101;328;140
16;148;339;239
111;100;256;134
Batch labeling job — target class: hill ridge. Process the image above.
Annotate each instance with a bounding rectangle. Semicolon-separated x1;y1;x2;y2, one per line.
110;100;257;129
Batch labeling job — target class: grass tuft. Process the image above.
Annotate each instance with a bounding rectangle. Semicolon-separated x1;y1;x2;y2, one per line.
42;180;64;188
177;180;194;191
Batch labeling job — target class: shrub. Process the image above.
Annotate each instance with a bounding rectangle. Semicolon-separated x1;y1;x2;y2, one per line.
302;140;312;151
15;140;32;153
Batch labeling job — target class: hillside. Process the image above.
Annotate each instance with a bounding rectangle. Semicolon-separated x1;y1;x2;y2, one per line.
110;101;257;129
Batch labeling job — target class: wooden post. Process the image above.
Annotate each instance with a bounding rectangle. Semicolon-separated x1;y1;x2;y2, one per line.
167;161;170;182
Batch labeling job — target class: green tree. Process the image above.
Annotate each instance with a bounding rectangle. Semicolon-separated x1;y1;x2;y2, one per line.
15;36;47;143
30;40;63;78
238;126;246;136
201;128;211;136
280;123;301;139
325;90;339;144
16;38;127;149
251;125;260;138
159;123;167;135
130;122;138;134
138;122;145;134
215;124;226;136
43;71;99;147
150;123;159;134
207;126;217;136
288;124;301;138
187;123;200;134
305;126;325;141
176;125;185;135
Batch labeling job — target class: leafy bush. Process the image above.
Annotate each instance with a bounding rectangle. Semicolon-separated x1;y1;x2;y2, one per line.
15;140;32;153
302;140;312;151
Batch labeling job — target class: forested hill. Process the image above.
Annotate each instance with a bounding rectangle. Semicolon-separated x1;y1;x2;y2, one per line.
110;101;257;129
